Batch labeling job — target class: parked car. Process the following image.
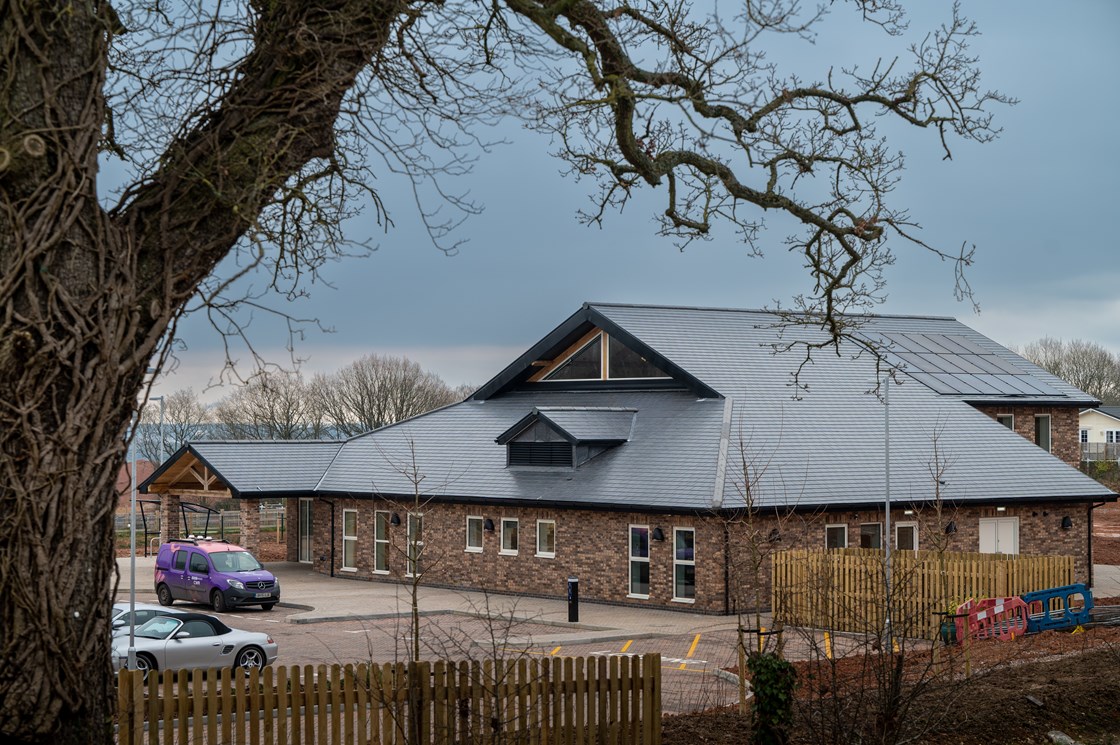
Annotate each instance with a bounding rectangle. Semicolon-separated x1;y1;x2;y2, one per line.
110;601;173;637
111;611;278;679
154;538;280;612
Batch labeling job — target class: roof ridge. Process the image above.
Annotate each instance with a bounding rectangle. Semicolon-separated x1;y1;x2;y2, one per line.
586;301;957;321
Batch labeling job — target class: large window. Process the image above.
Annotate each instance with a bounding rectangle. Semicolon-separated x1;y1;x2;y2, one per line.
500;518;519;555
859;523;882;549
629;526;650;597
466;516;484;553
545;335;602;380
541;331;668;382
374;510;390;574
825;524;847;549
342;509;358;571
536;520;556;558
673;528;695;602
407;513;424;577
1035;414;1052;452
979;517;1019;555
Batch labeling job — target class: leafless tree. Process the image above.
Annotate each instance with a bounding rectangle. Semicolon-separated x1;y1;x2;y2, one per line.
313;353;463;437
213;371;330;440
1;1;1009;740
134;388;213;463
1018;337;1120;405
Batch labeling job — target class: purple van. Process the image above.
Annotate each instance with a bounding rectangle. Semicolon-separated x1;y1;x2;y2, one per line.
154;538;280;612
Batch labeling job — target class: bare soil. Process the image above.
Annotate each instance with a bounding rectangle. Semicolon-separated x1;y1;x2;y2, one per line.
666;626;1120;745
1095;500;1120;565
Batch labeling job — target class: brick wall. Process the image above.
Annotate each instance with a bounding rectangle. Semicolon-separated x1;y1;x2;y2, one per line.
283;496;1092;614
973;404;1080;467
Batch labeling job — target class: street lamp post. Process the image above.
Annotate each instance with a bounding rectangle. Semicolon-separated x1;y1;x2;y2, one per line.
883;372;893;651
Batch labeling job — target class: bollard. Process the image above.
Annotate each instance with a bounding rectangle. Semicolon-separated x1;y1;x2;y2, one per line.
567;577;579;623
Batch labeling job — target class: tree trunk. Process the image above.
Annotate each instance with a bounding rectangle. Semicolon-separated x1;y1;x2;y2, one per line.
0;1;403;741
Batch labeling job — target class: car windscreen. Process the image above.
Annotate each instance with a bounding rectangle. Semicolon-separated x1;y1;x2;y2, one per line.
210;550;263;573
135;617;181;640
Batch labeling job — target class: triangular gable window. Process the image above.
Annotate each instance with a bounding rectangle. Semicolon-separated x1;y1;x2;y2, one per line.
540;331;667;382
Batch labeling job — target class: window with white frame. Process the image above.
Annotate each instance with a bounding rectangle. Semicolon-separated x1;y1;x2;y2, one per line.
673;528;695;601
298;498;314;563
859;523;882;549
342;509;358;571
996;414;1014;430
1081;429;1090;444
536;520;556;558
629;525;650;597
1106;430;1120;444
895;522;918;551
466;516;484;553
374;511;390;573
406;513;424;577
1035;414;1052;452
825;524;847;549
500;518;519;555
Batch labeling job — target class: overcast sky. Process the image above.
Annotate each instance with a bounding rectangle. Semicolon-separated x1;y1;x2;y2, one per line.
144;1;1120;401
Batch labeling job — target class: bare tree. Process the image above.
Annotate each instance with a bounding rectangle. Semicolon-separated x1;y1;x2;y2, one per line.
1;1;1009;740
213;371;329;440
1018;337;1120;405
314;354;462;437
134;388;212;464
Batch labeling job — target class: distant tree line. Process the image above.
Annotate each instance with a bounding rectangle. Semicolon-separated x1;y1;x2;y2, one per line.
135;354;473;463
1017;337;1120;405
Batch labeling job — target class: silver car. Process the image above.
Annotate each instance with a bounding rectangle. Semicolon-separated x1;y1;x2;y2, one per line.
111;611;278;679
110;601;173;637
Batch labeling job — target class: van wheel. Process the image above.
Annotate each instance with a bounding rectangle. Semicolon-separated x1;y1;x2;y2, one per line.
211;590;228;613
261;603;276;611
156;584;174;606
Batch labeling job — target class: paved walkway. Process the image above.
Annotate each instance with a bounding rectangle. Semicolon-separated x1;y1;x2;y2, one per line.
113;557;749;646
1094;564;1120;597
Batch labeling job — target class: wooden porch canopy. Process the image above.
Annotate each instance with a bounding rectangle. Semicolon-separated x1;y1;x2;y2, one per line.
141;448;231;499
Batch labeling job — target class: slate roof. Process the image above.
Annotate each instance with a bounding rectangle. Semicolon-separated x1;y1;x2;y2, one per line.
1084;406;1120;423
144;303;1115;510
145;440;343;497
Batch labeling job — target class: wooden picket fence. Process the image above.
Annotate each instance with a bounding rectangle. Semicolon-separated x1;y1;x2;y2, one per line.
772;548;1075;639
117;654;662;745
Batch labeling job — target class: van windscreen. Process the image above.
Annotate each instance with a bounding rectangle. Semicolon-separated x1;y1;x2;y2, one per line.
211;551;263;573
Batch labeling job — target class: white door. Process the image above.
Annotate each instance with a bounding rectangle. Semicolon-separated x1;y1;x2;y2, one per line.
979;517;1019;554
298;498;313;563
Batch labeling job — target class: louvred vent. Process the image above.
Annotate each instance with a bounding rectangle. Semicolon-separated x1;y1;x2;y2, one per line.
508;442;571;467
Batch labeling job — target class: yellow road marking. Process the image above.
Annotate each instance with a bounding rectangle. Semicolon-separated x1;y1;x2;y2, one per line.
620;640;633;653
550;646;562;656
824;631;832;660
679;633;701;669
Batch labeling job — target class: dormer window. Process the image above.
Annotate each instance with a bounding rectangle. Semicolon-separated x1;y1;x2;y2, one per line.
536;331;667;382
496;407;636;468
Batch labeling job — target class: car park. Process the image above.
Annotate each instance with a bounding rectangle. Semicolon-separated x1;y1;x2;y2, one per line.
110;601;173;637
111;610;278;680
154;537;280;612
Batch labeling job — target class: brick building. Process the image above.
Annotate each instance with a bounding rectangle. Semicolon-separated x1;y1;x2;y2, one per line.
143;303;1116;613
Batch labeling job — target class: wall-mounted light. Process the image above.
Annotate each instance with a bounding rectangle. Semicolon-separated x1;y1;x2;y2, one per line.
996;506;1007;513
903;510;914;516
944;521;957;535
1061;515;1073;530
651;527;666;542
484;518;495;532
390;513;401;526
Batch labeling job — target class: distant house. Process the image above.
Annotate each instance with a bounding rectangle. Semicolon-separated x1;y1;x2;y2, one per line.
1078;406;1120;461
143;303;1116;613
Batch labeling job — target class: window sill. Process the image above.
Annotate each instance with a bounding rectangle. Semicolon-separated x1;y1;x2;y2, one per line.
465;547;483;554
626;593;650;600
671;597;695;604
499;550;518;556
340;567;358;573
372;569;390;576
535;552;556;559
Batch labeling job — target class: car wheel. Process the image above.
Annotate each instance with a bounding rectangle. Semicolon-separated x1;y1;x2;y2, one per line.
261;603;276;611
234;646;265;671
211;589;227;613
156;584;174;606
135;653;157;683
